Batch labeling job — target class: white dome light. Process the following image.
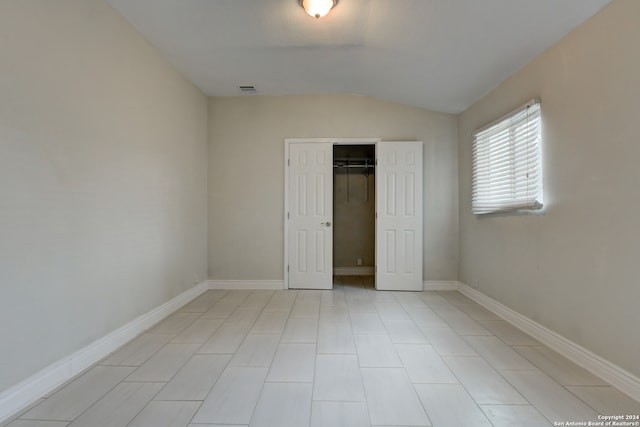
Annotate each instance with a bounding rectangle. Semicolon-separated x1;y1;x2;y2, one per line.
298;0;339;19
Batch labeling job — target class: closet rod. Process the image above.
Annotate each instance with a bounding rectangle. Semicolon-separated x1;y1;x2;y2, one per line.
333;157;372;162
333;165;375;168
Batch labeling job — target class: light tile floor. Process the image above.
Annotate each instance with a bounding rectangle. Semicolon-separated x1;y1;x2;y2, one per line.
5;276;640;427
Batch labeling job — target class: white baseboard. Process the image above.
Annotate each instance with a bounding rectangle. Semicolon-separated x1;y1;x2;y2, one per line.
333;267;375;276
423;280;459;291
208;280;284;290
457;282;640;403
0;281;208;424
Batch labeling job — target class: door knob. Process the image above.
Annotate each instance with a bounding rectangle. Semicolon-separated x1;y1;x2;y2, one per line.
321;221;331;227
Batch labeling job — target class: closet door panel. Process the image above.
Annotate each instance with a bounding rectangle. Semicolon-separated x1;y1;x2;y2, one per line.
376;141;423;291
288;142;333;290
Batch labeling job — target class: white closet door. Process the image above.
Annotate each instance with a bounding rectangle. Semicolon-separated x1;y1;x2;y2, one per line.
376;141;423;291
288;142;333;289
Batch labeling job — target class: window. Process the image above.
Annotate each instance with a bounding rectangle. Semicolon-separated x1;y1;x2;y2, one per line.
472;99;543;215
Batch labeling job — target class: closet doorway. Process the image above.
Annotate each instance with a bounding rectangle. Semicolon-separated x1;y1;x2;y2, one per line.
333;145;376;289
284;138;423;291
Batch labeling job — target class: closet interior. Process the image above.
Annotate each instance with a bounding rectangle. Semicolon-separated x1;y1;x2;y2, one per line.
333;145;376;289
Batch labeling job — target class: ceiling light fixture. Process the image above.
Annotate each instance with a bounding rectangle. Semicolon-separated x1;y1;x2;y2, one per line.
298;0;339;19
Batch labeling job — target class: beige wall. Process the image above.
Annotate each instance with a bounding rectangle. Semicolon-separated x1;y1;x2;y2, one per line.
208;95;458;281
333;170;375;268
458;0;640;377
0;0;208;393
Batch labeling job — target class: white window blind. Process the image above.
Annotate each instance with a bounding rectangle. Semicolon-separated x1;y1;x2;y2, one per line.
472;99;543;215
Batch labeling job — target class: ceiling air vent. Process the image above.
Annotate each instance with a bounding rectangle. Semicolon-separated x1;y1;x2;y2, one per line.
238;85;257;94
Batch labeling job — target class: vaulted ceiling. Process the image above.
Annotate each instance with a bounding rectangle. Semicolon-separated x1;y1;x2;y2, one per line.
107;0;611;114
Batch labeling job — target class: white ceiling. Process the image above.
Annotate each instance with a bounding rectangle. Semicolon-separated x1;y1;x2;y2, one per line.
107;0;611;114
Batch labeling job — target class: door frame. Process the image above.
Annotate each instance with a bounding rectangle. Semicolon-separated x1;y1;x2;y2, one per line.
284;137;381;290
